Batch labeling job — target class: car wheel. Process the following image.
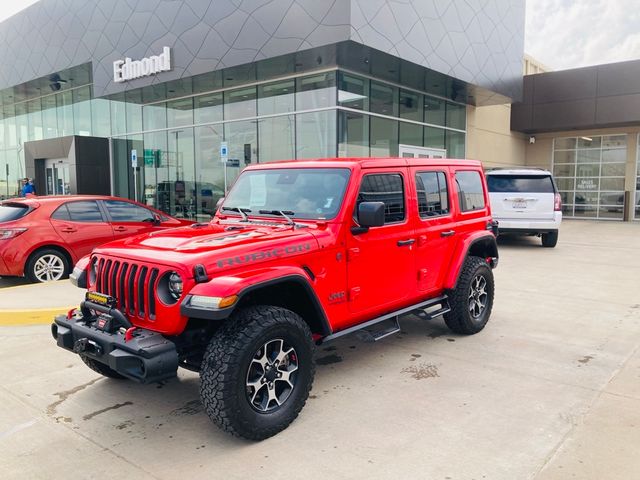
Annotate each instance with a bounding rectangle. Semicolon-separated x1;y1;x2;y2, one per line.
444;256;494;335
25;249;70;283
80;355;127;379
200;305;315;440
541;230;558;248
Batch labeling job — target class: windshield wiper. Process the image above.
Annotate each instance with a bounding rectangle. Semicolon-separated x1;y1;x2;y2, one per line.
259;210;296;226
221;206;251;222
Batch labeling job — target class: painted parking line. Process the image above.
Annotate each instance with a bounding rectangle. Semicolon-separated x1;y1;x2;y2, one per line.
0;307;76;326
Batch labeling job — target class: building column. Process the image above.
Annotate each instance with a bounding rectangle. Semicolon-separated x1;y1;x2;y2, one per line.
625;133;638;221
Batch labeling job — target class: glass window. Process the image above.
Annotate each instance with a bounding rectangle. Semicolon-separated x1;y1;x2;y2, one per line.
194;93;222;125
602;148;626;163
143;102;167;131
553;164;575;177
601;163;625;177
338;110;369;157
554;137;576;149
357;174;405;223
27;98;43;141
104;200;155;222
42;95;58;139
338;73;368;111
65;201;104;222
399;122;422;148
296;111;336;159
0;203;31;222
51;204;70;221
455;171;485;211
225;120;257;166
369;81;397;116
556;177;575;191
296;72;336;110
600;177;624;191
575;177;599;191
577;149;600;163
370;117;398;156
446;102;466;130
416;171;449;217
258;80;295;115
167;128;196;220
223;168;350;220
224;87;256;121
487;175;555;193
125;90;142;133
142;131;166;209
259;115;295;162
72;86;92;136
602;135;626;148
554;150;576;164
91;98;111;137
399;90;422;121
110;96;127;136
167;97;194;128
195;124;225;219
577;136;601;149
56;90;74;136
446;130;465;158
576;164;600;177
425;126;445;149
424;96;445;126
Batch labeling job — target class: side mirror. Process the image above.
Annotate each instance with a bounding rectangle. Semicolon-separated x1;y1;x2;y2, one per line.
153;213;161;225
354;202;385;233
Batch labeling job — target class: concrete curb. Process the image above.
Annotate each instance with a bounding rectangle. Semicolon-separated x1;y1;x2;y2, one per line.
0;307;76;326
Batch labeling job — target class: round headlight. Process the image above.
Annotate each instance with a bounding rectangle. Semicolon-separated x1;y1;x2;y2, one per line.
168;272;183;300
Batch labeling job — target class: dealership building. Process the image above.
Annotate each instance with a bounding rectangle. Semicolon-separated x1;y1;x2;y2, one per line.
1;0;637;221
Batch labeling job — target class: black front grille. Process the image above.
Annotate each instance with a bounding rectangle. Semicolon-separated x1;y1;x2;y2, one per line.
94;257;159;321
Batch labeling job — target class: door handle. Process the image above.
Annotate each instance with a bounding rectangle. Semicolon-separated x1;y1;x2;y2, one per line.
397;239;416;247
113;226;127;232
60;227;77;233
440;230;455;237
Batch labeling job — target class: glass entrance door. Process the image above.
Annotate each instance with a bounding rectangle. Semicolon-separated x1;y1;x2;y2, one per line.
399;144;447;159
44;158;71;195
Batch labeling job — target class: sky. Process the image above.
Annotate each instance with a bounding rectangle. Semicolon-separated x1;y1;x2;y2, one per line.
1;0;639;72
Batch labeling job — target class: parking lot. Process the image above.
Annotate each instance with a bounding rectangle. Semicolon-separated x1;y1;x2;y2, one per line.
1;220;639;479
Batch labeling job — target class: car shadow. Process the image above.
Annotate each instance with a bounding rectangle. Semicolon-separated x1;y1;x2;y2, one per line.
496;234;542;249
0;276;32;288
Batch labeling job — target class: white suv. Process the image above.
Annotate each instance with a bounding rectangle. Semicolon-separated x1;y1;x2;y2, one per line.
486;168;562;247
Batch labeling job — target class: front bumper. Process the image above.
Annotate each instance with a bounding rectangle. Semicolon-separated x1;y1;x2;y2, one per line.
52;309;178;384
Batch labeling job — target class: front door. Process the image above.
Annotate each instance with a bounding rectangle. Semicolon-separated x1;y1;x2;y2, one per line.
44;158;71;195
346;169;416;318
399;144;447;159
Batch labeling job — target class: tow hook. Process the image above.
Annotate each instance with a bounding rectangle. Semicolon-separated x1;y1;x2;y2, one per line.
73;338;103;356
124;327;137;343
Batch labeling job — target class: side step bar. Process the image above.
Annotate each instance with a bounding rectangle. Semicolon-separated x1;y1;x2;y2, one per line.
320;295;450;344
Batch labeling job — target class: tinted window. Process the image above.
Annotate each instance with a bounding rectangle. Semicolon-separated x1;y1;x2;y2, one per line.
66;201;104;222
51;205;71;221
0;204;30;222
455;171;485;212
358;174;405;223
104;200;155;222
487;175;555;193
416;172;449;217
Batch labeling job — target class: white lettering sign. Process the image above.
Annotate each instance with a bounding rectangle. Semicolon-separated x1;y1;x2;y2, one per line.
113;47;172;83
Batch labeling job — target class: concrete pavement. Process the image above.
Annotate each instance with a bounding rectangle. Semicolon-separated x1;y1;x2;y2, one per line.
1;220;639;479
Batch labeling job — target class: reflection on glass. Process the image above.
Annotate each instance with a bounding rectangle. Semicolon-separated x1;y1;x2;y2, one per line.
370;81;397;116
576;149;600;163
195;124;225;219
554;137;576;150
259;115;295;162
338;110;368;157
445;130;465;158
143;102;167;131
577;136;601;149
446;102;466;130
224;87;256;121
42;95;58;139
258;80;295;116
399;122;422;148
296;73;336;110
554;150;576;164
553;164;575;177
225;120;257;169
338;73;368;111
370;116;398;156
194;93;222;125
424;96;445;126
73;86;92;136
399;90;422;121
602;134;626;148
575;164;600;177
602;148;625;163
27;98;43;141
296;111;336;159
56;90;74;136
91;98;111;137
142;131;165;208
167;128;196;219
167;97;194;128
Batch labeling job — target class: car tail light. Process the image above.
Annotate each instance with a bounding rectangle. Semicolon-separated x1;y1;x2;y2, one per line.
0;228;27;240
554;193;562;211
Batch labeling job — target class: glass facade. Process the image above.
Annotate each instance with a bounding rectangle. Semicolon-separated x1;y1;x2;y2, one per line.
0;66;466;221
636;135;640;220
553;135;627;220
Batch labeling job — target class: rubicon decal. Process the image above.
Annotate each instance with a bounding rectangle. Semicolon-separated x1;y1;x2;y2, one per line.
215;244;311;268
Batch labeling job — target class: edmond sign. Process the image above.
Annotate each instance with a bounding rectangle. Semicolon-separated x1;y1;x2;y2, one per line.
113;47;171;83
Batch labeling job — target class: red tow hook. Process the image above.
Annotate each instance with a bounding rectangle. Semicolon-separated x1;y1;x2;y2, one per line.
124;327;137;343
66;308;77;320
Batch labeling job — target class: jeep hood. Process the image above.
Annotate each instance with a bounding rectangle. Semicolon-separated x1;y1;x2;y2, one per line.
92;222;320;276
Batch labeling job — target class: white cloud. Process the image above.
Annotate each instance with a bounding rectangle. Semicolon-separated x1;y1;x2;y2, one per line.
526;0;640;70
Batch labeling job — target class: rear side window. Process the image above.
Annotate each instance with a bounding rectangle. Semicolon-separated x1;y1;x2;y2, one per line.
455;171;486;212
104;200;155;222
416;171;449;217
0;204;30;222
64;201;104;222
357;174;405;223
487;175;555;193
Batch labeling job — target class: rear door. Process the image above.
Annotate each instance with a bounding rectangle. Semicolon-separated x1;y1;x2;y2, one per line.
50;200;114;259
102;200;160;240
487;174;556;220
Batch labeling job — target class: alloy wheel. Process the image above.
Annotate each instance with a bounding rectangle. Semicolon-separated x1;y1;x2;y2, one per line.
468;274;488;318
33;254;65;282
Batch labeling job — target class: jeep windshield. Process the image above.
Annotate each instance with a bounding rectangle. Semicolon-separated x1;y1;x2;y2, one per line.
221;168;350;220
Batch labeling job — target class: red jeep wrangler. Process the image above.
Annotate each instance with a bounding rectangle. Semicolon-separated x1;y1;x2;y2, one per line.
52;158;498;440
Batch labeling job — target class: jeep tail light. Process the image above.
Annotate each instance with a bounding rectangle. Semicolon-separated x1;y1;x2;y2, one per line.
0;228;27;240
554;193;562;211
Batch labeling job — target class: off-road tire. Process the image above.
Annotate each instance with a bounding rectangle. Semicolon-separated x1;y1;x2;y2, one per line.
200;305;315;440
80;355;127;379
444;256;494;335
541;230;558;248
25;248;70;283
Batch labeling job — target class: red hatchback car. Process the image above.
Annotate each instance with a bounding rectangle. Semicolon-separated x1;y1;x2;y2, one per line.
0;196;193;282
